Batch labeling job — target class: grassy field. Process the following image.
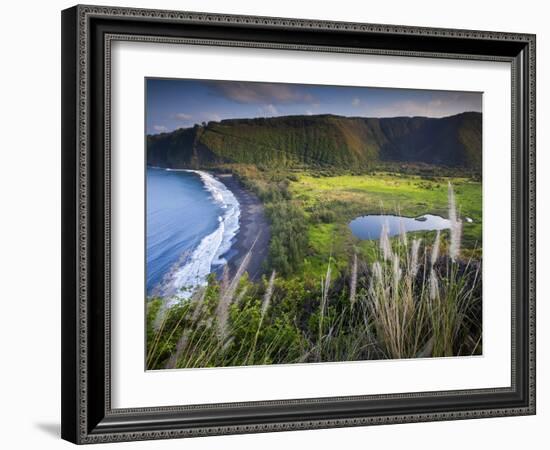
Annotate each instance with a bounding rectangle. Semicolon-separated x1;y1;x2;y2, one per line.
146;167;483;369
291;172;481;220
286;172;482;279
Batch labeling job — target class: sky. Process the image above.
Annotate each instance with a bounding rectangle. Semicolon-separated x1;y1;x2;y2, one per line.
146;78;482;135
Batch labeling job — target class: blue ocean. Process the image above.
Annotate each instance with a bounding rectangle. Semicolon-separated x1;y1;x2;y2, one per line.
146;168;240;299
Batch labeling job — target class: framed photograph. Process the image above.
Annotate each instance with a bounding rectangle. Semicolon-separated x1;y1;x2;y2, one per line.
61;5;536;444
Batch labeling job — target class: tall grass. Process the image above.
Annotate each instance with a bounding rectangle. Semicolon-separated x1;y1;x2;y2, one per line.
146;184;481;369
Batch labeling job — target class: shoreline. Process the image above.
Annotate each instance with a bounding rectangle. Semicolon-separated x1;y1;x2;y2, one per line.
215;173;271;281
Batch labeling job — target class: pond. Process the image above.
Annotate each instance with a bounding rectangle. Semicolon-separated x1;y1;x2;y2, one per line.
349;214;452;240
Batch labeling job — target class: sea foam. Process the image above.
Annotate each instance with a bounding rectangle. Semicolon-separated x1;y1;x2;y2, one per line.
156;170;240;302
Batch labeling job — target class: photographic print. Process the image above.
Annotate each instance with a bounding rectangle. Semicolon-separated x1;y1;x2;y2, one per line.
145;78;482;370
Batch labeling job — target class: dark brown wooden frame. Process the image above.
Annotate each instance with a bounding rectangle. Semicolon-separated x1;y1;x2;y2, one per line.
61;4;536;444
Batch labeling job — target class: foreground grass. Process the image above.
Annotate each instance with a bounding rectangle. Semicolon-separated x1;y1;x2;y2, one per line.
146;183;482;370
147;238;481;369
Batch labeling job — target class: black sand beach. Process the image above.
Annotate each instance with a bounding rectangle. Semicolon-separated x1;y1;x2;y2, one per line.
216;173;271;281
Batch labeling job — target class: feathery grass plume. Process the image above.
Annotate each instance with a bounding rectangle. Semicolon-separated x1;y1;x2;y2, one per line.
450;219;462;262
399;219;408;247
321;262;332;313
372;261;383;286
146;308;169;366
392;253;402;290
216;295;231;340
248;270;277;364
151;301;167;332
219;265;230;294
164;329;189;369
448;182;462;262
152;283;182;331
234;285;249;307
262;271;276;316
380;221;392;261
217;243;253;339
431;230;441;266
318;260;332;359
448;182;457;223
429;268;439;300
349;254;358;306
409;238;422;278
221;336;235;352
150;301;192;369
190;286;207;322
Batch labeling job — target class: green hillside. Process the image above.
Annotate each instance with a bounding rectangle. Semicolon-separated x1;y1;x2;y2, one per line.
147;112;482;172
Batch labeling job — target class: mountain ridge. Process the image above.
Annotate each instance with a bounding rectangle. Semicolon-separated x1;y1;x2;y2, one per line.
147;111;482;172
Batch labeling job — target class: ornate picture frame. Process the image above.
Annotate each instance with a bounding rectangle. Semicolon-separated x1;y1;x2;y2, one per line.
61;5;536;444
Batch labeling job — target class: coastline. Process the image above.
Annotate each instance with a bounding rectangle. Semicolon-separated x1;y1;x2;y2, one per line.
215;173;271;281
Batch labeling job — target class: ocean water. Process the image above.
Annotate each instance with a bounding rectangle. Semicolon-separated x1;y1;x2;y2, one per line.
349;214;451;240
146;168;240;300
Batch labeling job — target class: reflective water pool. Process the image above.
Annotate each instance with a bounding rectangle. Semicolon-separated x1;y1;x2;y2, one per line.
349;214;451;240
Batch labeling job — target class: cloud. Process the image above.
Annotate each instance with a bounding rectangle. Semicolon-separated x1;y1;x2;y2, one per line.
352;97;361;107
209;81;316;105
152;125;168;133
373;100;429;117
202;112;222;122
366;94;481;118
172;112;192;121
258;104;278;117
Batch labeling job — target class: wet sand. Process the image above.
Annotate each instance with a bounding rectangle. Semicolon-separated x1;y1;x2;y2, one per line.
216;173;271;281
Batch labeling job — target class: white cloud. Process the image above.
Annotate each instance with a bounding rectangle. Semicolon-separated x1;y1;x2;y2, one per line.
266;104;278;115
258;104;279;117
366;95;480;118
173;112;192;121
152;125;168;133
198;113;222;124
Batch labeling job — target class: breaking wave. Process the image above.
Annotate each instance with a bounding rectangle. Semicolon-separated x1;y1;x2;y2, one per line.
155;170;240;302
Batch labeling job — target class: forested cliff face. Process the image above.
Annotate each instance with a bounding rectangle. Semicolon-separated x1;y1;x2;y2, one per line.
147;112;481;171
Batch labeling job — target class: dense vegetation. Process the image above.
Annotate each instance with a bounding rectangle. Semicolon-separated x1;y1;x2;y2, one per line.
147;112;482;173
227;165;482;279
147;183;482;369
231;166;309;276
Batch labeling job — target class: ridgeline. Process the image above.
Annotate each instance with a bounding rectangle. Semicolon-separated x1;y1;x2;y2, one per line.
147;112;481;172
